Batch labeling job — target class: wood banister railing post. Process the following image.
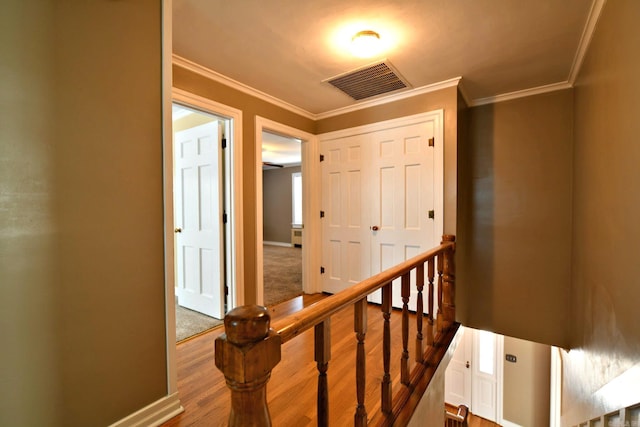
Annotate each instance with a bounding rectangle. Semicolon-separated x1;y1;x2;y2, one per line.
215;305;281;427
354;299;368;426
400;272;410;385
427;258;435;346
315;319;331;427
415;263;425;363
381;283;392;414
441;234;456;323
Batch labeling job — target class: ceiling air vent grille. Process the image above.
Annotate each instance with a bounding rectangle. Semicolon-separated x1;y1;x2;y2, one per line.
324;61;410;101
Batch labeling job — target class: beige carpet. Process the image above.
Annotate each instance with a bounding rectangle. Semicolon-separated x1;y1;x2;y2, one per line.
175;304;223;342
263;244;303;306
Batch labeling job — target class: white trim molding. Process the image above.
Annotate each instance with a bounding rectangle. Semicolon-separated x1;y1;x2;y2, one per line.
173;55;316;120
568;0;608;84
109;393;183;427
315;77;462;120
470;81;573;107
501;419;524;427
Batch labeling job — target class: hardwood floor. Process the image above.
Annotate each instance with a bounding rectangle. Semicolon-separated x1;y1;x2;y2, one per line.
162;293;427;426
445;403;502;427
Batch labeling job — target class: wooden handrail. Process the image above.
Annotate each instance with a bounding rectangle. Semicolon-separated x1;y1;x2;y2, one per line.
273;239;454;343
215;235;457;426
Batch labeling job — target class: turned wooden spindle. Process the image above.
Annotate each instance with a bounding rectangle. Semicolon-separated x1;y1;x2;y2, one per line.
215;305;281;427
381;283;392;414
441;234;456;323
437;251;444;332
400;272;410;385
354;299;368;427
415;262;425;363
427;257;435;346
315;320;331;427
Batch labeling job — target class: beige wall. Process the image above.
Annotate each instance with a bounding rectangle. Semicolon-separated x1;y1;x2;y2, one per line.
263;166;301;243
460;90;573;347
503;336;550;427
562;0;640;423
0;1;167;425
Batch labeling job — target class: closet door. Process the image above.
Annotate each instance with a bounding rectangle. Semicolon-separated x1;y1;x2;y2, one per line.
321;134;371;294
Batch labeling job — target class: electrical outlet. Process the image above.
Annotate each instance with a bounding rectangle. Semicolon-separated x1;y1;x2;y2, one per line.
506;354;517;363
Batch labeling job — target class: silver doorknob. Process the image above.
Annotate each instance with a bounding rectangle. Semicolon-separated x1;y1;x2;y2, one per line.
370;226;379;231
174;227;182;233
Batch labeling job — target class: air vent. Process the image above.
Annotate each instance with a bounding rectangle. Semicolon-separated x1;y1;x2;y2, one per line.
324;61;410;101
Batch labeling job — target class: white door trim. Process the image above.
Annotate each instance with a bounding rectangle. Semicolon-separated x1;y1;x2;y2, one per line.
171;88;245;307
255;116;320;305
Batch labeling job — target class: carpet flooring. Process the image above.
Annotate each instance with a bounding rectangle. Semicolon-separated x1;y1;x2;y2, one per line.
263;244;303;306
175;304;223;342
175;244;302;342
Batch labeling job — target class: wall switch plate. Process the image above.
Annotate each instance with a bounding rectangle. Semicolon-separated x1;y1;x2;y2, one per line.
506;354;517;363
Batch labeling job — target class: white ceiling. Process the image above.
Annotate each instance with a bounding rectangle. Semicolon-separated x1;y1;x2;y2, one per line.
173;1;597;115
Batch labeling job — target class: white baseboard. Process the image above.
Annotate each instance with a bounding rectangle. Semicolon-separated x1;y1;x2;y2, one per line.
109;392;183;427
263;241;293;247
501;419;523;427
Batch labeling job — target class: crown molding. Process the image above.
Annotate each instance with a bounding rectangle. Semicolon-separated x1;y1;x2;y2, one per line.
568;0;607;85
172;54;316;120
457;79;472;107
315;77;462;120
470;81;573;107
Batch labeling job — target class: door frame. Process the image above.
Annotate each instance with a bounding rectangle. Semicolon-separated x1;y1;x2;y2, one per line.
163;88;244;395
255;116;320;305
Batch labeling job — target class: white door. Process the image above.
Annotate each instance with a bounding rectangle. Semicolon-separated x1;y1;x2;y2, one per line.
445;326;472;407
321;114;442;302
174;121;225;319
321;134;371;294
472;329;499;421
367;122;437;310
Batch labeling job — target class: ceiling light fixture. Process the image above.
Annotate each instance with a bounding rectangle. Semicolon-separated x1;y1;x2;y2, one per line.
351;30;381;58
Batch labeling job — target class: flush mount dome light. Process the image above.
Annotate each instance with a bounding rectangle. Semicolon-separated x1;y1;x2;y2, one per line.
351;30;381;58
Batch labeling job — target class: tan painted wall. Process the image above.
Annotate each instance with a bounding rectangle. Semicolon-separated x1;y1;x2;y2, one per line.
0;1;167;425
460;90;573;347
503;337;550;427
562;0;640;424
263;166;301;243
173;66;315;303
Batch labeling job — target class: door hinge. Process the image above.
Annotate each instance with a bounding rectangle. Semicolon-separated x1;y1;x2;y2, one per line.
223;211;228;224
428;210;435;219
320;266;325;274
428;137;435;147
320;154;325;162
320;210;325;218
222;138;227;149
224;284;229;297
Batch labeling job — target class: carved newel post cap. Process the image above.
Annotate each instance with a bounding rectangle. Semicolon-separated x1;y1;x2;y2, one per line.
224;305;271;345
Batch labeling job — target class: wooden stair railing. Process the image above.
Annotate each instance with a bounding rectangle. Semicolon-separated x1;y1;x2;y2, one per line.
445;405;469;427
215;234;457;426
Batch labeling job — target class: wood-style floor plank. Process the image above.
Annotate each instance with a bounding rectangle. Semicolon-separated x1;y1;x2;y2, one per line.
162;294;423;426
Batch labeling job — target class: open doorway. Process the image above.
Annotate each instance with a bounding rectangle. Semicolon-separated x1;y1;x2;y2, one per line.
169;91;244;342
255;116;321;306
261;131;303;306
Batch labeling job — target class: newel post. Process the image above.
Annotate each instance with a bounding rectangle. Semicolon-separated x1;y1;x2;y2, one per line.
441;234;456;323
215;305;281;427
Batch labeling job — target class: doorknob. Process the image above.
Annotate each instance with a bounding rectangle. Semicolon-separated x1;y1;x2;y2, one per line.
370;226;379;231
174;227;182;233
466;361;470;369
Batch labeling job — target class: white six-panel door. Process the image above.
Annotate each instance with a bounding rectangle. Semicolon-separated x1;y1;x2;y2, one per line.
174;122;225;319
321;134;371;294
320;112;442;312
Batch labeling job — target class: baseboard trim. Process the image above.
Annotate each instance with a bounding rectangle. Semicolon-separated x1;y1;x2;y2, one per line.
501;419;523;427
109;392;183;427
263;241;293;247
